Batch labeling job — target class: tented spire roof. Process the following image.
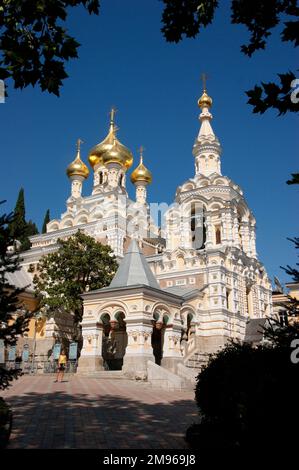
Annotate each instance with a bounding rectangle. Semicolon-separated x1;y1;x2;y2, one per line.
109;239;160;289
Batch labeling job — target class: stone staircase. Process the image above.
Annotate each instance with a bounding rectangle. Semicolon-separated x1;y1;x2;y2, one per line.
80;370;128;380
185;351;210;371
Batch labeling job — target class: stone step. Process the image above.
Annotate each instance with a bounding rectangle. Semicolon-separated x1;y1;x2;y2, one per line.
81;370;128;379
185;352;209;370
191;353;209;359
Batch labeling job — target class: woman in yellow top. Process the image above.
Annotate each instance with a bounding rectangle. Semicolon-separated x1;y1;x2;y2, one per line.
55;350;67;383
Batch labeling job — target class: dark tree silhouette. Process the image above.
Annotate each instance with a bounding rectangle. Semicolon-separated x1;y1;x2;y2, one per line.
0;201;32;390
161;0;299;115
0;0;100;96
9;188;39;251
287;173;299;185
42;209;50;234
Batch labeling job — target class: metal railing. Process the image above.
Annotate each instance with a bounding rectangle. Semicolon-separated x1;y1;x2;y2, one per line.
3;360;78;375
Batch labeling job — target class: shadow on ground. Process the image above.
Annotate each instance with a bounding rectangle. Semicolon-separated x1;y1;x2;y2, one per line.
4;389;197;449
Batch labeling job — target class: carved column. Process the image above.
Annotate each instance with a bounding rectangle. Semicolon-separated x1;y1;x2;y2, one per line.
205;214;213;248
233;216;241;248
226;211;233;245
77;322;104;374
161;318;183;373
250;224;257;258
122;321;155;378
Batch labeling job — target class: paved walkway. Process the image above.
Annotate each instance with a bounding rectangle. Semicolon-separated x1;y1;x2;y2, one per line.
1;375;198;449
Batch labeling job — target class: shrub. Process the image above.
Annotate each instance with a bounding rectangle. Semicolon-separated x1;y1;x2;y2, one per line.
0;397;12;449
187;340;299;452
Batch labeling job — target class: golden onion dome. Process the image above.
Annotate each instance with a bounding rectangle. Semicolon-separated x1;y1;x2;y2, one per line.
130;148;152;185
88;108;133;171
102;138;133;170
66;139;89;179
198;90;212;110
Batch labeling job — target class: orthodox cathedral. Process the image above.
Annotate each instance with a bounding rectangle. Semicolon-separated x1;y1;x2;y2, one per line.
20;85;273;381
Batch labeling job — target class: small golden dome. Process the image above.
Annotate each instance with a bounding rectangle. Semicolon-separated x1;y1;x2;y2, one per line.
130;148;152;185
66;139;89;179
88;108;133;171
198;90;212;109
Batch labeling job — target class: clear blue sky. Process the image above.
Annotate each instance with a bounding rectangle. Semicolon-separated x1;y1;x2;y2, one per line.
0;0;298;284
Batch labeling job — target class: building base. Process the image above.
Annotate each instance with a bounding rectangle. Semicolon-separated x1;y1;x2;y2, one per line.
122;354;155;380
161;356;183;374
76;356;104;374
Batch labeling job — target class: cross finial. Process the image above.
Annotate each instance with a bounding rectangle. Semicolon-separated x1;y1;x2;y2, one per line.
139;145;145;163
110;106;117;124
77;138;83;153
201;72;207;92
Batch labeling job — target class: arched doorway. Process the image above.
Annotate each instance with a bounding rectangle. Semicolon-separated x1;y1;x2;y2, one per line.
151;312;168;365
180;311;195;357
113;312;127;370
101;312;128;370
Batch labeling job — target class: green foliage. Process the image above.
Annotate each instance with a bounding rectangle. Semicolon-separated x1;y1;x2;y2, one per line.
8;188;39;251
281;237;299;284
161;0;218;43
42;209;50;234
33;230;118;324
246;71;299;115
8;188;27;244
188;338;299;452
287;173;299;185
0;201;32;390
0;397;12;449
0;0;100;96
161;0;299;115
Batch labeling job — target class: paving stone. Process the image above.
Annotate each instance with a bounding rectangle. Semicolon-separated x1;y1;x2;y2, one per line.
1;375;197;449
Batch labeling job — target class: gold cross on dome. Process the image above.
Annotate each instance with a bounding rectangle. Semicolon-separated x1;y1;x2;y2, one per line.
110;106;117;123
201;72;208;92
77;138;84;152
139;145;145;163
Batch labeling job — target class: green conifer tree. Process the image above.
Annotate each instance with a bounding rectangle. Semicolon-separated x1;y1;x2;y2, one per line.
9;189;39;251
9;188;27;246
42;209;50;234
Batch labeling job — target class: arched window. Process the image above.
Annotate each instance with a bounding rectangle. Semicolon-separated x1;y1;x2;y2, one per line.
99;172;103;184
190;202;206;249
215;226;221;245
246;286;253;316
226;289;231;310
119;174;123;186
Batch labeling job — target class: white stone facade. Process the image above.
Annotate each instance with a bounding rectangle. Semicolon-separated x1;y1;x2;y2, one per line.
20;89;273;375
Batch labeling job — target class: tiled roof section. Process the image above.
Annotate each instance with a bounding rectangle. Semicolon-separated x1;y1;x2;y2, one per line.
5;267;33;291
109;239;161;290
164;286;199;299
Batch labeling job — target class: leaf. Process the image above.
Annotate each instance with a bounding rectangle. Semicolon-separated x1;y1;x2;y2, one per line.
281;21;299;47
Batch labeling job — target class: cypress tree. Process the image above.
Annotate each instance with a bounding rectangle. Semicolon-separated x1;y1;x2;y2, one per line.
9;188;39;252
42;209;50;234
9;188;27;243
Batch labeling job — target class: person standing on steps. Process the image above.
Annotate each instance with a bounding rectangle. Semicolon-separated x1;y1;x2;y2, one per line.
54;349;67;382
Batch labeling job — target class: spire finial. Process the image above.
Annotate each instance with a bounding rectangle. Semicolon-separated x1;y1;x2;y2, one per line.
198;73;212;109
201;72;207;92
110;106;117;124
139;145;145;163
108;107;118;134
67;139;89;180
76;138;83;154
